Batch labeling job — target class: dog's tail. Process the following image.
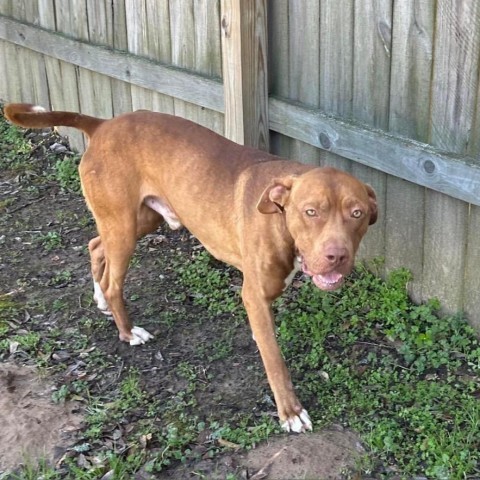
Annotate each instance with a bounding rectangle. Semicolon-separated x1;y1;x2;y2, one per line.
3;103;104;139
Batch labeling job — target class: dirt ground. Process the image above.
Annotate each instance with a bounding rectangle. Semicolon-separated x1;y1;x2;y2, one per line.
0;127;366;478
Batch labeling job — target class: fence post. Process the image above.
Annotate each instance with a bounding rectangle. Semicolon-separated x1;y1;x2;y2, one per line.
220;0;269;150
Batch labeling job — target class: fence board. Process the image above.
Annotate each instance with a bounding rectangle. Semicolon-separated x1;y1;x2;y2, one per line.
351;0;392;264
53;0;84;151
268;98;480;207
125;0;152;111
77;0;114;121
220;0;268;146
423;1;480;312
0;0;10;101
386;1;434;303
11;1;34;103
267;0;290;157
287;1;321;166
318;0;354;172
464;206;480;329
0;15;224;113
3;42;21;102
169;0;200;123
0;40;8;101
107;0;132;115
194;0;223;133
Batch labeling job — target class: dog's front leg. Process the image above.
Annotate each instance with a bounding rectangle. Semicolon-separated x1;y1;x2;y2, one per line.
242;282;312;433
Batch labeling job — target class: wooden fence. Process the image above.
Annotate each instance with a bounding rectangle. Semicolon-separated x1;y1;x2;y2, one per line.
1;0;480;331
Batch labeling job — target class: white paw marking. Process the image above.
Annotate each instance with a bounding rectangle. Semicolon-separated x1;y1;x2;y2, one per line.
32;105;46;112
93;281;111;315
281;409;312;433
129;326;154;346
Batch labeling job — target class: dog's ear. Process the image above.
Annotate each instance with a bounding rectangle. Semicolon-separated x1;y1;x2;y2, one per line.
365;184;378;225
257;176;296;214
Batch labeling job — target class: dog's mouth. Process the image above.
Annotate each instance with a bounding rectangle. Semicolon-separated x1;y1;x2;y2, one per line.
298;256;345;291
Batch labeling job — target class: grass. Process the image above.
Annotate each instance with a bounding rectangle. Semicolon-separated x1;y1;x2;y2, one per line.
1;112;479;478
171;254;480;478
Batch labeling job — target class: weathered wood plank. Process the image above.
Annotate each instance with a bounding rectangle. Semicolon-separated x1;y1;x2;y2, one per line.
2;42;21;102
144;0;174;115
125;0;152;112
464;205;480;330
125;0;173;115
193;0;223;133
0;1;12;102
169;0;197;121
53;0;84;151
78;0;113;120
266;0;291;158
106;0;132;116
351;0;392;264
11;1;35;103
386;1;435;303
220;0;269;149
0;14;224;113
318;0;354;172
287;1;320;165
422;0;480;313
38;0;63;115
0;40;9;101
268;98;480;207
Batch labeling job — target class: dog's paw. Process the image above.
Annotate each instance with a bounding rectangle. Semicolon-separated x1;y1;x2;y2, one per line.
129;326;154;346
281;409;312;433
93;281;112;315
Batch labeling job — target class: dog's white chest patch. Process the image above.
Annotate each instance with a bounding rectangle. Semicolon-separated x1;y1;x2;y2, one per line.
283;258;301;290
144;196;182;230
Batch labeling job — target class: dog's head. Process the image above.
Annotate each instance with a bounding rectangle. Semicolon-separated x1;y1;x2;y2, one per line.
257;167;377;291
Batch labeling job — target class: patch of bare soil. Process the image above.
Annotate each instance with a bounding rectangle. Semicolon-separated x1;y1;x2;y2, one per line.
0;125;365;478
152;429;365;480
0;363;83;471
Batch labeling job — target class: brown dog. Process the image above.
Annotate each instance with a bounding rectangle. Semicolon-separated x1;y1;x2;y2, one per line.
4;104;377;432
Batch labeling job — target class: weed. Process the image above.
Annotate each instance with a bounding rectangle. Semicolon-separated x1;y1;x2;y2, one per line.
6;457;62;480
175;250;241;315
48;269;72;287
276;265;480;478
38;231;63;250
53;155;81;193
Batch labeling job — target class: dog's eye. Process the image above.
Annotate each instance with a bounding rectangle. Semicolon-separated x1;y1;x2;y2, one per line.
305;209;317;217
352;209;363;219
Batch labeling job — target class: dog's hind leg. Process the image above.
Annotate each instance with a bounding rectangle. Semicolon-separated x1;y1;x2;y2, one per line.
88;236;110;315
95;222;153;345
88;204;162;345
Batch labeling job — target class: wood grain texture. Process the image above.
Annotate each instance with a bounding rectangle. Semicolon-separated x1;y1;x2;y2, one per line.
266;0;291;158
107;0;132;115
52;0;84;151
192;0;223;133
220;0;269;149
79;0;113;120
385;1;435;303
0;15;224;113
464;205;480;330
287;0;321;166
422;0;480;313
268;98;480;207
318;0;354;172
351;0;392;264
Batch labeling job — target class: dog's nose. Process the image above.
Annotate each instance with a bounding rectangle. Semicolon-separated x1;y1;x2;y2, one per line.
324;246;348;266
